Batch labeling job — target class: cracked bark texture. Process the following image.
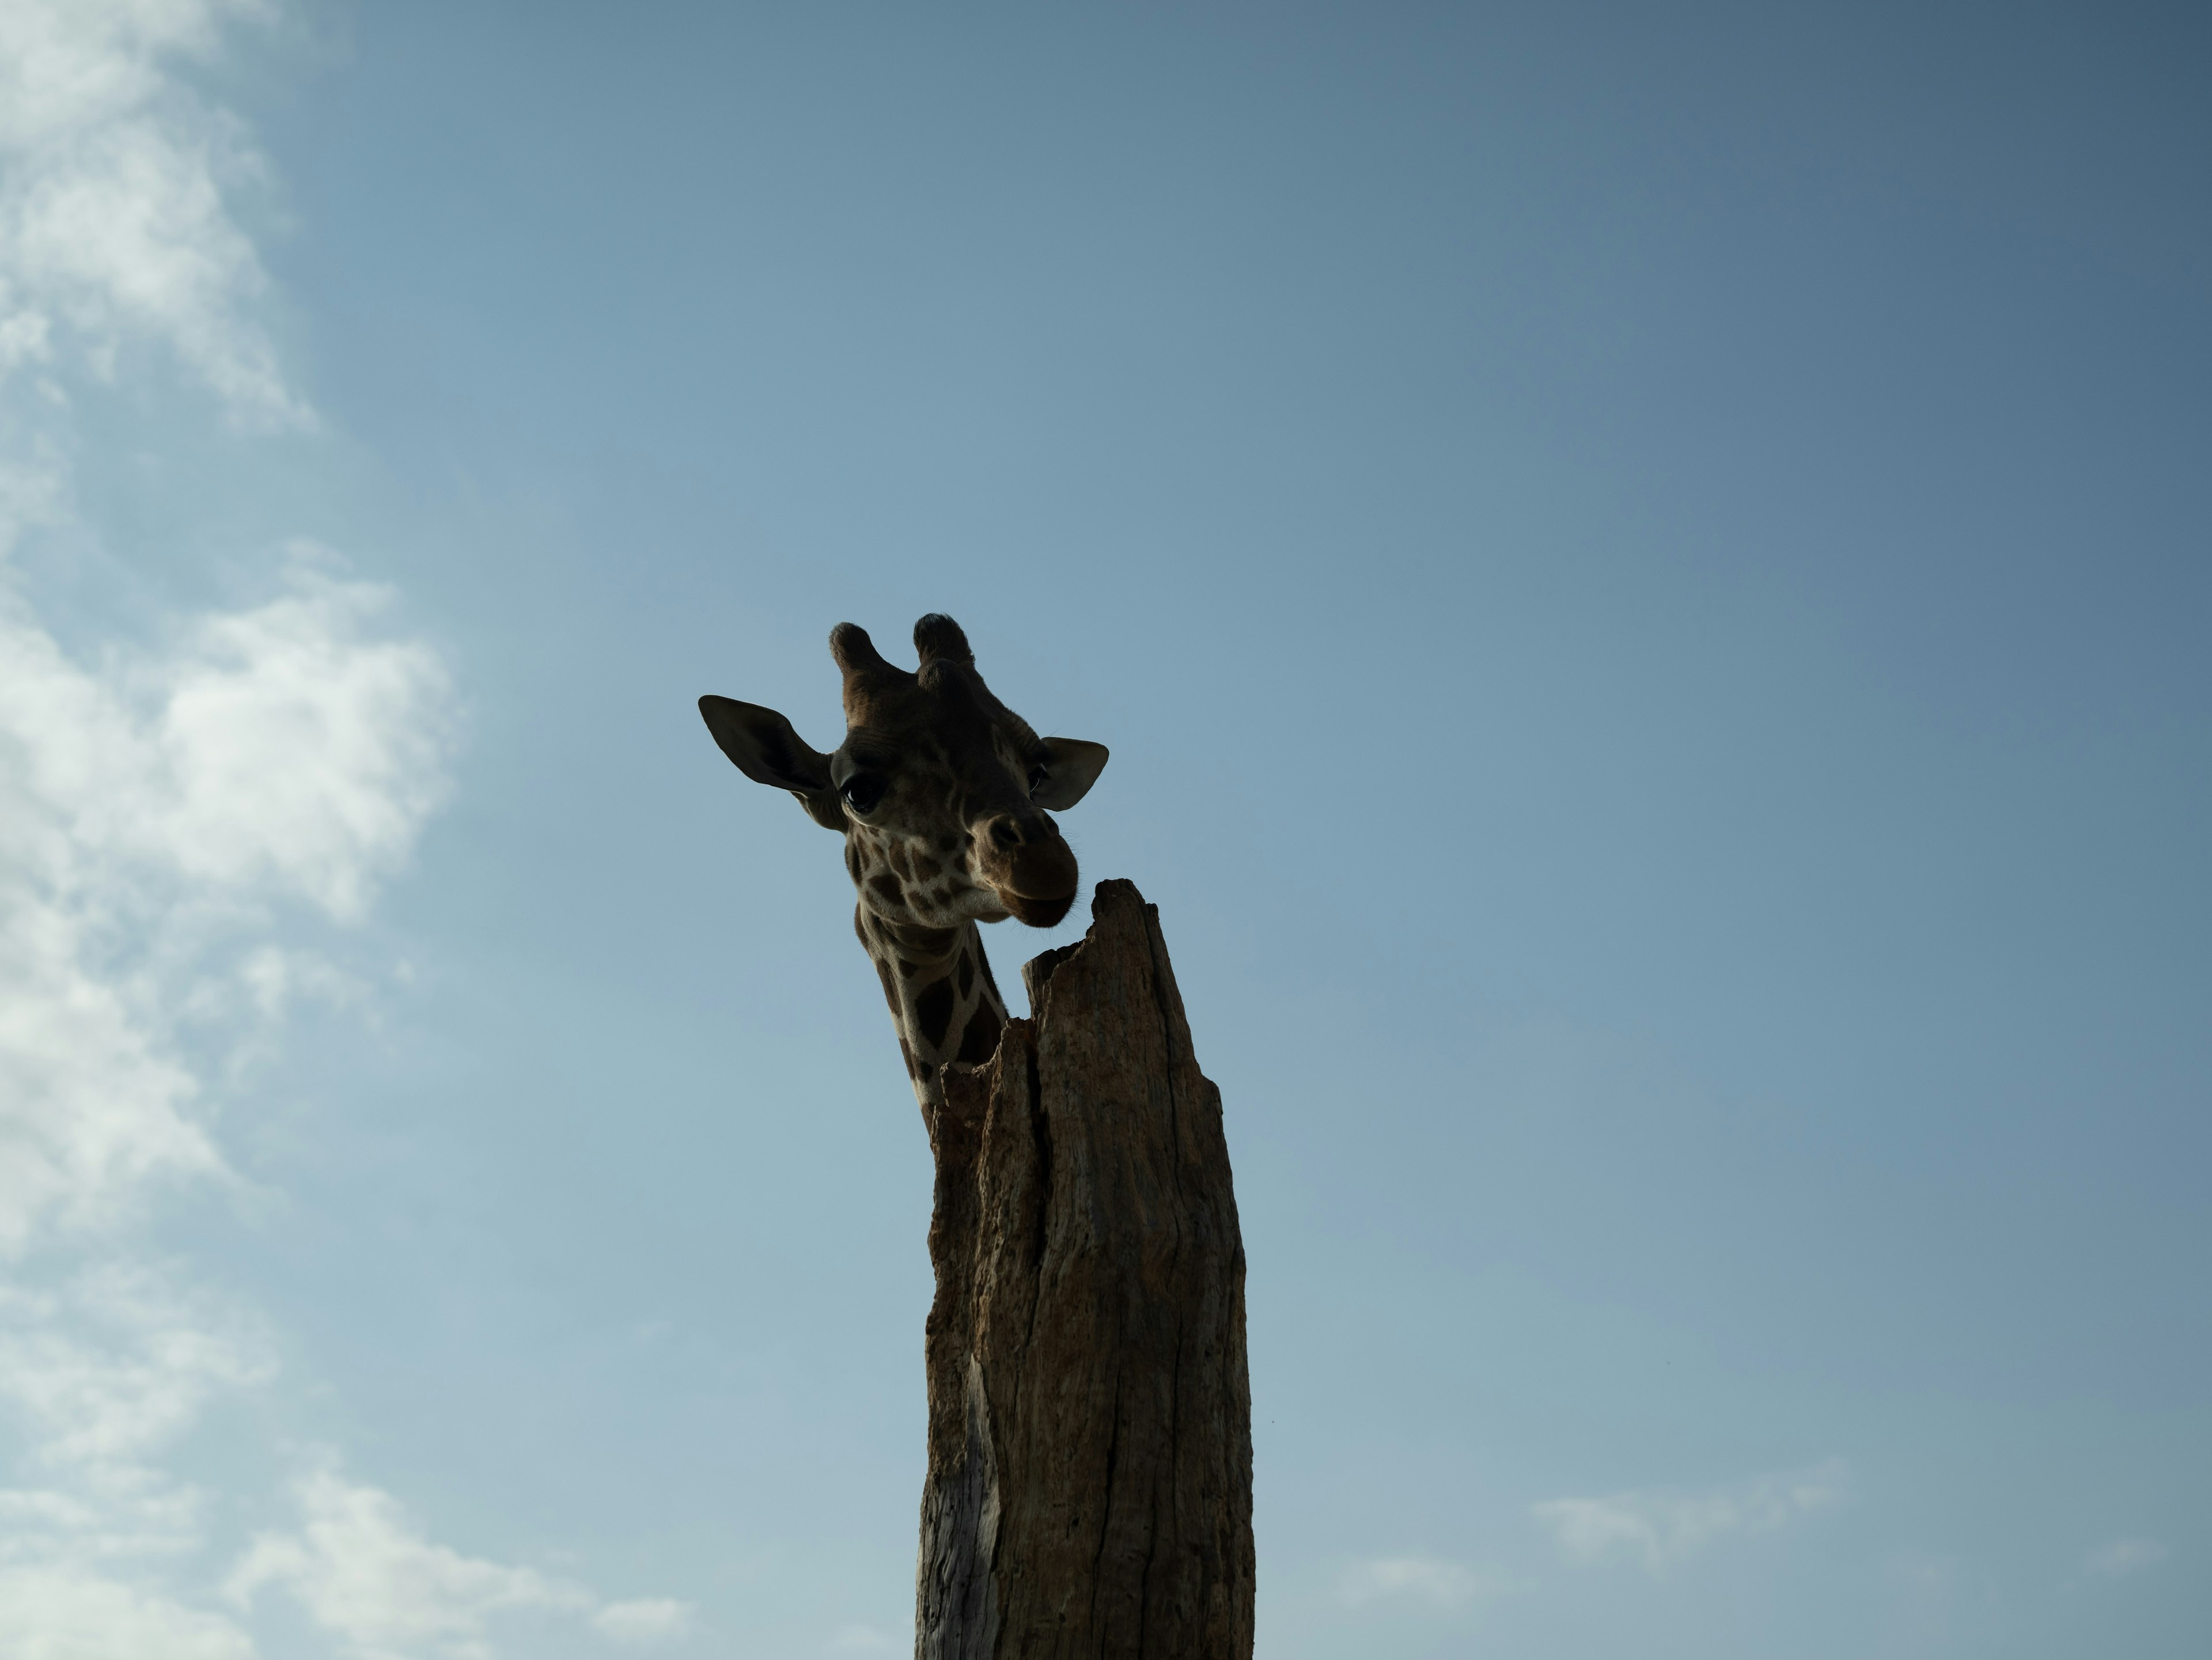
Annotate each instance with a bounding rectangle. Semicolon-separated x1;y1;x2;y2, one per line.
915;880;1253;1660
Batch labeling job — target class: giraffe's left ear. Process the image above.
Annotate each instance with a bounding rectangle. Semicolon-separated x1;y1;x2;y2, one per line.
1031;738;1109;810
700;693;839;794
700;696;846;831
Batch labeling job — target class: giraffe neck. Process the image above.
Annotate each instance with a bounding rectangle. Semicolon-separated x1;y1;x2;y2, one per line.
852;902;1007;1108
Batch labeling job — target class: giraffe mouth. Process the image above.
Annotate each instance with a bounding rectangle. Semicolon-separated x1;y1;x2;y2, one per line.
1002;886;1075;928
994;838;1078;927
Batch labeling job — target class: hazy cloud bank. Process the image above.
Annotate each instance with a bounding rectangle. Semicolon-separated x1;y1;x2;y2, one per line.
1533;1459;1847;1572
1336;1552;1512;1613
2084;1537;2168;1579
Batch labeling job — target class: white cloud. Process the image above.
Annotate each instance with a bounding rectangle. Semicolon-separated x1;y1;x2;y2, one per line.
0;1566;254;1660
1336;1553;1509;1612
2;547;455;919
2084;1537;2168;1578
0;0;242;151
1533;1458;1846;1572
594;1598;694;1644
157;564;455;919
0;0;305;425
228;1468;694;1660
0;1262;274;1630
0;7;691;1658
0;551;453;1252
0;876;224;1252
0;1265;271;1478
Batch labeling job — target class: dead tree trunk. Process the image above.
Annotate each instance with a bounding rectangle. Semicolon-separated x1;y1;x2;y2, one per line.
915;880;1254;1660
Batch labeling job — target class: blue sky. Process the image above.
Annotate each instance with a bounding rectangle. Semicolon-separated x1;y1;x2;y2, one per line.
0;2;2205;1656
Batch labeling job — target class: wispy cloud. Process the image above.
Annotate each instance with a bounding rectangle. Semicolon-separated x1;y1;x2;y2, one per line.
2084;1537;2168;1579
1532;1458;1846;1572
0;3;687;1655
0;1263;271;1480
0;1261;274;1653
0;0;307;426
0;544;446;1647
825;1623;897;1653
1336;1553;1510;1612
227;1466;694;1659
0;548;454;1250
0;1566;257;1659
594;1598;695;1645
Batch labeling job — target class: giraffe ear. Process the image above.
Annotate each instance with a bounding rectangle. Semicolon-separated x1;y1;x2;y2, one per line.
699;696;835;796
1031;738;1109;810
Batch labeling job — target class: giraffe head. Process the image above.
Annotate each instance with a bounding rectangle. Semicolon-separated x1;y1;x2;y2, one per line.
700;614;1109;929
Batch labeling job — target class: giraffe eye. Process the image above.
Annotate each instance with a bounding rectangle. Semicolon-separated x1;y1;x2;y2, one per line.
841;776;884;813
1027;763;1049;794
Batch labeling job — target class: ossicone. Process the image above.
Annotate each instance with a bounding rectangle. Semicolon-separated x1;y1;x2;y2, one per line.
829;621;895;680
912;613;974;668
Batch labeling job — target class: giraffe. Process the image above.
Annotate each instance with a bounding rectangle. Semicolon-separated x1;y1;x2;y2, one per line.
698;613;1110;1108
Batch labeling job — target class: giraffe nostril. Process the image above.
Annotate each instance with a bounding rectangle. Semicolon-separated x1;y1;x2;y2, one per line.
989;816;1022;850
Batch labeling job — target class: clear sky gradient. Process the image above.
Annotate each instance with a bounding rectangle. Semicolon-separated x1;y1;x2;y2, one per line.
1;3;2205;1657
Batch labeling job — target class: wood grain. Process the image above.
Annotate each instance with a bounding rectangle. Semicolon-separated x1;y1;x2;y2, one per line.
916;880;1254;1660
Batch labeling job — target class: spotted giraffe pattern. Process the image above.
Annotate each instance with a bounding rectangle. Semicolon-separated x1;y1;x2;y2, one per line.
853;904;1009;1103
700;614;1109;1110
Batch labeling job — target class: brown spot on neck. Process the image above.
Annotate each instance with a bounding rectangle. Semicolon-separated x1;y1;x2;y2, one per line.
955;1000;1002;1065
914;977;956;1048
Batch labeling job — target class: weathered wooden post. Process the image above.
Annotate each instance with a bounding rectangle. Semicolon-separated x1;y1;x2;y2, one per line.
915;880;1255;1660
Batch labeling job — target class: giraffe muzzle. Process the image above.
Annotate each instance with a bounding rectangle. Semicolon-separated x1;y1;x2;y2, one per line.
983;816;1079;927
